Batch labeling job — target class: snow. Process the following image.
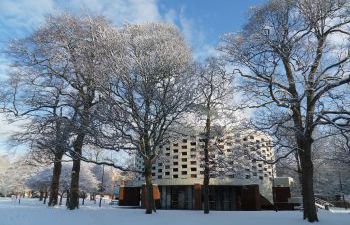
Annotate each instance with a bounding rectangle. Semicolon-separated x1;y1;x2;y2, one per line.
0;198;349;225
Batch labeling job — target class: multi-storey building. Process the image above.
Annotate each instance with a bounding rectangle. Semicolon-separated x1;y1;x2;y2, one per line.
134;132;275;182
119;131;293;210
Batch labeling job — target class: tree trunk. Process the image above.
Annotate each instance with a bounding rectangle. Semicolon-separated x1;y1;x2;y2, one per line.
203;107;211;214
48;155;63;207
299;139;318;222
68;133;85;210
39;191;43;201
43;191;48;204
59;192;63;205
144;159;154;214
66;190;70;207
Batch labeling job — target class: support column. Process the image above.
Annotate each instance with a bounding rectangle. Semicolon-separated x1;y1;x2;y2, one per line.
194;183;202;210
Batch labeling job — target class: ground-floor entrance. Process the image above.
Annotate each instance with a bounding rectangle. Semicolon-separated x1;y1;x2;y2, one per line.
119;184;265;211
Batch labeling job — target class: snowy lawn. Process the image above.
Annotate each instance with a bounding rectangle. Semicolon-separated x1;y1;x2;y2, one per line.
0;198;349;225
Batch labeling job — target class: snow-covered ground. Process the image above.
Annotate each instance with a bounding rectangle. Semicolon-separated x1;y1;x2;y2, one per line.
0;198;349;225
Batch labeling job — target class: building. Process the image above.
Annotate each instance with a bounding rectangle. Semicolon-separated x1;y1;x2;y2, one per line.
119;131;293;210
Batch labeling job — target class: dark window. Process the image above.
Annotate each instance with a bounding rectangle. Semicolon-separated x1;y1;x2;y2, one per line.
190;161;196;165
173;143;178;147
191;174;197;178
173;155;178;159
191;168;197;171
173;175;178;178
182;165;187;168
182;158;187;162
158;163;162;166
165;153;170;156
165;165;170;169
190;142;196;146
152;166;155;170
158;175;162;179
173;162;178;166
245;175;251;179
182;139;187;143
158;169;162;173
173;168;178;172
181;171;187;175
173;149;178;153
182;145;187;149
182;152;187;155
165;172;170;175
152;173;155;176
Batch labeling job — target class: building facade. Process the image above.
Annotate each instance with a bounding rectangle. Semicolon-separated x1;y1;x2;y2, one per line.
119;131;292;210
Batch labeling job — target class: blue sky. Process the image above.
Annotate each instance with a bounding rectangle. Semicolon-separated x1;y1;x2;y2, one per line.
0;0;266;154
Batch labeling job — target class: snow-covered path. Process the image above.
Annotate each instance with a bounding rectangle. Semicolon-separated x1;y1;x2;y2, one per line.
0;198;348;225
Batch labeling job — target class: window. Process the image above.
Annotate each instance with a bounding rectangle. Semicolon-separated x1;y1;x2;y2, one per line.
152;166;155;170
182;145;187;149
152;173;155;176
174;149;178;153
190;161;196;165
158;169;162;173
259;176;264;180
173;155;178;159
165;153;170;156
191;174;197;178
173;175;178;178
245;175;251;179
190;148;196;152
158;175;162;179
165;165;170;169
190;142;196;146
181;171;187;175
191;168;197;171
158;163;162;166
182;139;187;143
250;135;254;139
182;158;187;162
253;172;257;176
173;162;178;165
165;172;170;176
173;168;178;172
173;143;178;147
182;152;187;156
182;165;187;168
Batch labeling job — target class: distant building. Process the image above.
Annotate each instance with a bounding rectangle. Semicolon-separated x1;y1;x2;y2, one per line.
119;131;294;210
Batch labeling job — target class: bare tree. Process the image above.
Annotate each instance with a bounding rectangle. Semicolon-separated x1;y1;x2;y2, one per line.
3;13;115;210
220;0;350;222
98;23;194;214
193;57;234;214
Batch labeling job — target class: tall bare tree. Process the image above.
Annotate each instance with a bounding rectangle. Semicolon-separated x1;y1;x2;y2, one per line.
194;57;234;214
3;13;114;210
99;23;194;214
220;0;350;222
